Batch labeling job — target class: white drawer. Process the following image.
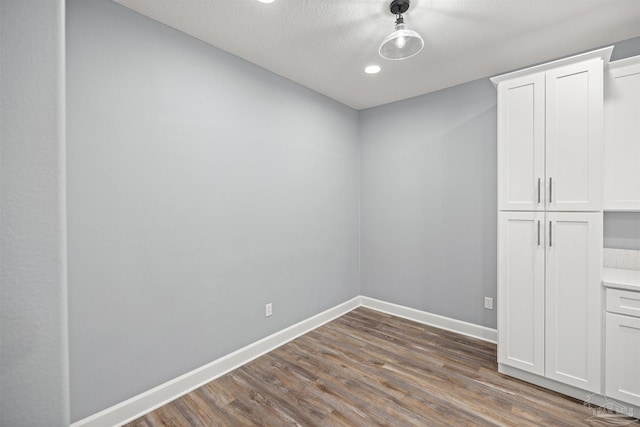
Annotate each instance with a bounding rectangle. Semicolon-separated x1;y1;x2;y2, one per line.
607;288;640;318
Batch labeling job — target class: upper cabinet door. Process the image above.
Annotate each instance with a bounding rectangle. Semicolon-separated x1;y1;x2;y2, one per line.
498;73;546;211
604;58;640;211
545;59;603;211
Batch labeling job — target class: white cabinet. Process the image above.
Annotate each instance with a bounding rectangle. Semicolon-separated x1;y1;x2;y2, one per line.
545;212;602;391
546;62;603;211
494;47;611;399
498;212;545;375
497;74;546;211
604;57;640;211
497;58;603;212
605;313;640;406
605;288;640;407
498;212;603;392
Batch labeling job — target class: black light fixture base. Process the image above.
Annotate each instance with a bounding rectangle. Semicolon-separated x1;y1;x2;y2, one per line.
390;0;410;15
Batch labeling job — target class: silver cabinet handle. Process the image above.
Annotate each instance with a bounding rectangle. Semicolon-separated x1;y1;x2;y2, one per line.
549;221;552;247
537;178;541;204
537;220;541;246
549;177;552;204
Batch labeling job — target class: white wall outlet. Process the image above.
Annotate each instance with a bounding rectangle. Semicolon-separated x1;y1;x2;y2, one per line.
484;297;494;310
265;303;272;317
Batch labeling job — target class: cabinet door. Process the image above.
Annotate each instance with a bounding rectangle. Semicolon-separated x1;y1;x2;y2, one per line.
604;58;640;211
498;212;545;375
498;73;546;211
606;312;640;406
545;212;602;392
546;59;603;211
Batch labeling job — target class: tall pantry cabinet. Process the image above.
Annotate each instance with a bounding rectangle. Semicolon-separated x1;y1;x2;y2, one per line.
492;47;611;395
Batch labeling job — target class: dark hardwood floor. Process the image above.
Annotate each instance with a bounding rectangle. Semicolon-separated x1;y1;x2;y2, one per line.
125;307;635;426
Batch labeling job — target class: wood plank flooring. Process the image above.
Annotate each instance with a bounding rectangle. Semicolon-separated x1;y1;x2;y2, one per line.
125;307;636;426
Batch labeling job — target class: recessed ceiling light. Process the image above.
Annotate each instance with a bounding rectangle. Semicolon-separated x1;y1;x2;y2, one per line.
365;65;381;74
256;0;275;3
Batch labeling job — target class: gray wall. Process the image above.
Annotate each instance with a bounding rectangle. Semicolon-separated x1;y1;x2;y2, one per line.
67;0;359;421
359;35;640;330
0;1;69;426
604;213;640;250
360;80;498;328
610;36;640;62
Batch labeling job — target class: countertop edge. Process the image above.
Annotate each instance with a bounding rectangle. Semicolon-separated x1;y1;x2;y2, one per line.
602;267;640;292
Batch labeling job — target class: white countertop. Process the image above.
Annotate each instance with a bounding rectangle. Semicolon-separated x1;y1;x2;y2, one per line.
602;267;640;292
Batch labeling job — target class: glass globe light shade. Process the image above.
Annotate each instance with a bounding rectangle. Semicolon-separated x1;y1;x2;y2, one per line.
379;22;424;60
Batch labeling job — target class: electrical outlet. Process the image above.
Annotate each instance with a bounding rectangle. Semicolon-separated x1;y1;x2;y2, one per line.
265;303;272;317
484;297;494;310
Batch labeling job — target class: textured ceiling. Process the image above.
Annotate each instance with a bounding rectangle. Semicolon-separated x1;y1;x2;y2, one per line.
114;0;640;110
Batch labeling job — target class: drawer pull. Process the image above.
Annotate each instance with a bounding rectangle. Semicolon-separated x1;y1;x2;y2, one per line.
606;288;640;318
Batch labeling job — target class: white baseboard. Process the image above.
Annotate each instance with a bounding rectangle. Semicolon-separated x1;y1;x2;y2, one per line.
71;296;361;427
72;295;496;427
360;296;498;343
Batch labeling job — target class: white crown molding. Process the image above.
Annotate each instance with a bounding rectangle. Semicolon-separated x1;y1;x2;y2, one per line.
490;46;614;86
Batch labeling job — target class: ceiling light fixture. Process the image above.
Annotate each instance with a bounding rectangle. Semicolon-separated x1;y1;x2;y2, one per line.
256;0;275;3
379;0;424;60
365;65;381;74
